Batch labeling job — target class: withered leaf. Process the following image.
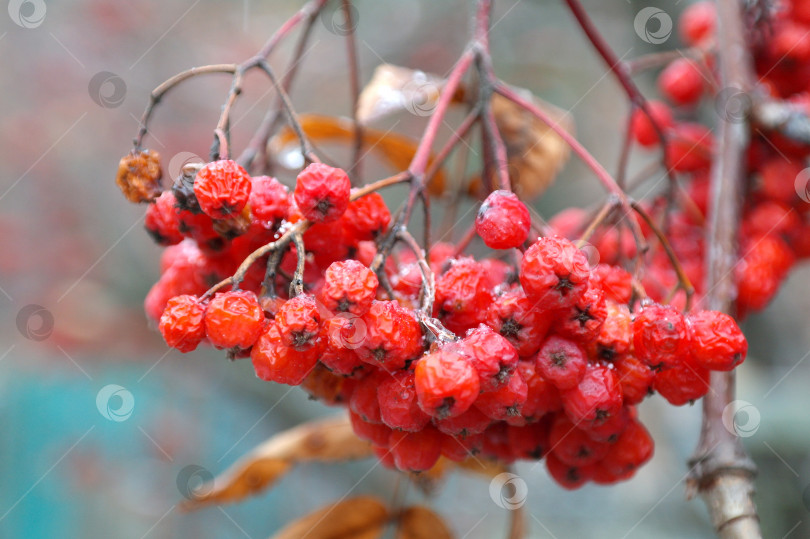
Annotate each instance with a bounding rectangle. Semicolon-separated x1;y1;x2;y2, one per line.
181;414;372;510
396;506;454;539
357;64;445;124
489;89;572;200
270;114;446;195
270;496;389;539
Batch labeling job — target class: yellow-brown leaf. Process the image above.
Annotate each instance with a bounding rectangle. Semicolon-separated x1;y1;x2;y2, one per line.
270;496;389;539
489;90;572;200
181;414;372;510
396;506;454;539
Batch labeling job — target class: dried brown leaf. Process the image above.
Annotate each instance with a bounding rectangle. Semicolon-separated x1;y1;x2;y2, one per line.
396;506;454;539
490;90;572;200
270;496;389;539
357;64;444;124
181;414;372;510
270;114;446;195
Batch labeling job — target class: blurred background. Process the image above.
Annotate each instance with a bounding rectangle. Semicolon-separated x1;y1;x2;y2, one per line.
1;0;809;537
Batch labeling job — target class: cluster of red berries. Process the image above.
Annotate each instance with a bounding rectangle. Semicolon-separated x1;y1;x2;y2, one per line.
570;0;810;317
141;157;749;490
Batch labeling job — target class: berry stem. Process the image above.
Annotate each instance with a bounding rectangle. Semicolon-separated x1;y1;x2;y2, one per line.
290;231;307;297
686;0;761;536
341;0;364;185
395;227;435;314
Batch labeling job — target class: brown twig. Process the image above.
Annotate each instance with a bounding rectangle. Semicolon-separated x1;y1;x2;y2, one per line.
341;0;364;184
686;0;762;537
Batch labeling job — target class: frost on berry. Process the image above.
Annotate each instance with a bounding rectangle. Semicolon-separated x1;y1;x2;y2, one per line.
520;236;590;311
475;190;531;249
688;310;747;371
159;295;206;353
274;294;324;354
251;322;319;386
116;149;163;203
377;369;431;432
193;160;253;219
632;303;692;370
486;288;551;357
457;324;519;392
414;347;480;420
293;163;351;223
434;257;494;334
535;335;588;390
355;301;423;371
320;260;379;316
204;290;265;350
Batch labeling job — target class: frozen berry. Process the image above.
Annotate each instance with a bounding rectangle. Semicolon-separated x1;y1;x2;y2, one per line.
434;258;494;334
251;322;319;385
688;310;747;371
355;301;423;371
535;335;588;390
475;190;531;249
159;295;206;352
633;303;692;370
249;175;289;223
520;237;590;311
561;364;623;427
320;260;378;316
193;160;252;219
415;347;480;419
204;290;264;349
457;325;520;392
293;163;351;223
377;369;431;432
145;191;183;245
274;294;324;354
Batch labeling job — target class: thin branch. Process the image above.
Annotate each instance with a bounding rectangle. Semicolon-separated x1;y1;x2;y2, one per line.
342;0;364;184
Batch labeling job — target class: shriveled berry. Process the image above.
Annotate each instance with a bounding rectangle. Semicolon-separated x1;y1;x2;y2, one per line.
546;452;589;490
274;294;324;353
520;237;590;311
518;360;563;419
507;419;551;460
614;355;654;406
474;371;528;421
688;310;747;371
343;191;391;241
434;258;494;334
377;369;431;432
486;288;551;357
436;406;492;437
293;163;351;223
457;325;520;392
145;191;183;245
535;335;588;390
388;426;442;472
356;301;423;371
204;290;264;349
588;302;633;362
653;357;710;405
549;415;610;467
633;303;692;370
475;190;531;249
251;322;319;385
591;264;633;304
159;295;206;352
561;364;623;427
193;160;252;219
320;260;378;315
600;418;654;477
349;371;386;423
554;283;607;342
349;410;391;446
415;347;480;419
249;175;289;223
321;316;367;376
116;149;162;203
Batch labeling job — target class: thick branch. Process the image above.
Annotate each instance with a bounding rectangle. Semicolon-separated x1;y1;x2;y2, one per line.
687;0;761;537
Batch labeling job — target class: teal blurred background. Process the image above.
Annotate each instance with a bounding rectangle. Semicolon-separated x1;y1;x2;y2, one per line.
1;1;809;537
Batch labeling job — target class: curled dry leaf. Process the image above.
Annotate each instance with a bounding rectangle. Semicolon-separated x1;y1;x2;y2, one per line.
270;496;389;539
487;89;572;200
396;506;454;539
181;414;372;510
270;114;446;194
356;64;446;124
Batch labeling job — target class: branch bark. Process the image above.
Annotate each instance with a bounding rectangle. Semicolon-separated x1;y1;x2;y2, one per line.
687;0;761;537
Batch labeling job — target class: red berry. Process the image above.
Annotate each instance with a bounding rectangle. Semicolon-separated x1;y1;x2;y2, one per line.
457;325;520;392
554;283;607;342
535;335;588;390
614;355;654;406
377;369;431;432
249;175;289;223
355;301;423;371
158;295;206;352
736;234;794;315
688;310;747;371
653;357;710;405
349;410;391;446
520;237;591;311
349;371;386;423
599;418;654;477
561;364;623;427
474;371;528;421
274;294;325;354
658;58;705;106
630;101;673;147
145;191;183;245
320;260;378;316
486;288;552;357
320;316;367;376
549;415;610;467
475;190;531;249
342;191;391;241
388;426;442;472
518;360;563;420
546;451;589;490
436;406;492;437
507;419;551;460
415;347;480;419
591;264;633;304
679;2;716;46
204;290;264;349
632;303;692;370
293;163;351;223
588;302;632;362
193;160;252;219
666;123;714;172
434;258;494;334
250;322;319;385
